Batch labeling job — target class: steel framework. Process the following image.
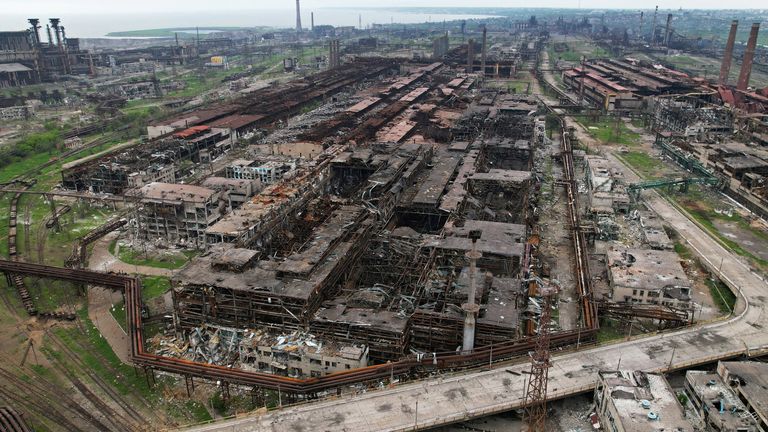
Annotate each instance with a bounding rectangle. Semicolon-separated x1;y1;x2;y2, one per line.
523;285;555;432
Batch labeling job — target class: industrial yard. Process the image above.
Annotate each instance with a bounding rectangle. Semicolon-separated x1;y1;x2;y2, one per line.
0;4;767;432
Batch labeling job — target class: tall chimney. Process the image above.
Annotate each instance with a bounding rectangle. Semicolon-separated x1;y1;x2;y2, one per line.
295;0;302;33
664;14;673;46
737;23;760;91
481;25;488;77
28;19;41;47
467;39;474;73
719;20;738;86
49;18;61;47
651;6;658;46
311;12;314;31
638;12;644;41
462;230;482;353
60;26;67;47
45;24;53;46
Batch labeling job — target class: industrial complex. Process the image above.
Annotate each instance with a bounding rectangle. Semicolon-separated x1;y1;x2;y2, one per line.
0;3;767;432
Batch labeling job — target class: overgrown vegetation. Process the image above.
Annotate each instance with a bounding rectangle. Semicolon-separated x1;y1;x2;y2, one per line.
0;122;62;175
142;276;172;300
617;151;663;179
110;240;197;270
110;276;170;331
706;278;736;314
597;320;625;343
673;240;736;315
577;116;641;147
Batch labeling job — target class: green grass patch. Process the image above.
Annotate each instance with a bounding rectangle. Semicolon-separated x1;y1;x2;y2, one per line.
674;242;694;261
186;400;213;422
674;240;735;314
597;321;626;343
577;116;641;147
116;243;196;269
110;276;169;331
548;41;611;64
706;277;736;314
0;125;61;176
619;151;663;179
142;276;171;300
0;150;59;183
682;206;768;269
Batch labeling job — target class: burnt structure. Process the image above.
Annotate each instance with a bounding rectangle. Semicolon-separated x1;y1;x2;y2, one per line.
0;18;91;87
563;58;696;111
171;81;540;364
61;59;398;194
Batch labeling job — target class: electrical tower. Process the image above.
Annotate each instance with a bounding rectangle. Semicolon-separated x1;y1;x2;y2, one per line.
523;283;556;432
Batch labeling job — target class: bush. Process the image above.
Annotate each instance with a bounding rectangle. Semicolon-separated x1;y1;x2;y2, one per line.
210;391;228;414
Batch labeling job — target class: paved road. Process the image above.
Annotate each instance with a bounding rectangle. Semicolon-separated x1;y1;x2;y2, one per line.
89;232;174;277
88;232;174;363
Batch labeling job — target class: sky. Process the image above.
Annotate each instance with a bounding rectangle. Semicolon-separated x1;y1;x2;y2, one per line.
1;0;762;37
3;0;763;13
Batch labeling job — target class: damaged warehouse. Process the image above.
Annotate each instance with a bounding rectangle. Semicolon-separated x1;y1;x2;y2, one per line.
164;84;544;375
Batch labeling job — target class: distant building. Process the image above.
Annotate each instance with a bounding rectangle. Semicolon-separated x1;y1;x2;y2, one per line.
595;370;695;432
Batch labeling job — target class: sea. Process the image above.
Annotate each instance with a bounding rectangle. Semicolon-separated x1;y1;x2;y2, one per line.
0;9;499;39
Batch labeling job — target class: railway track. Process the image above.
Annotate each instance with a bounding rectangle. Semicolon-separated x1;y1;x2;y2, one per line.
6;182;37;316
0;359;115;431
46;331;149;431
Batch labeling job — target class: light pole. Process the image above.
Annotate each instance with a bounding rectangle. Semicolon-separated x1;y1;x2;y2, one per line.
414;399;419;429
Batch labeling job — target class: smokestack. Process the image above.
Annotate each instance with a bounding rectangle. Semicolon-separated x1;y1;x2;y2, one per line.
481;25;487;77
719;20;738;86
462;230;482;353
45;24;53;46
329;39;340;69
638;12;644;41
28;19;41;47
467;39;474;73
295;0;302;33
311;12;314;31
60;26;67;47
664;14;673;46
651;6;658;46
737;23;760;91
49;18;61;47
